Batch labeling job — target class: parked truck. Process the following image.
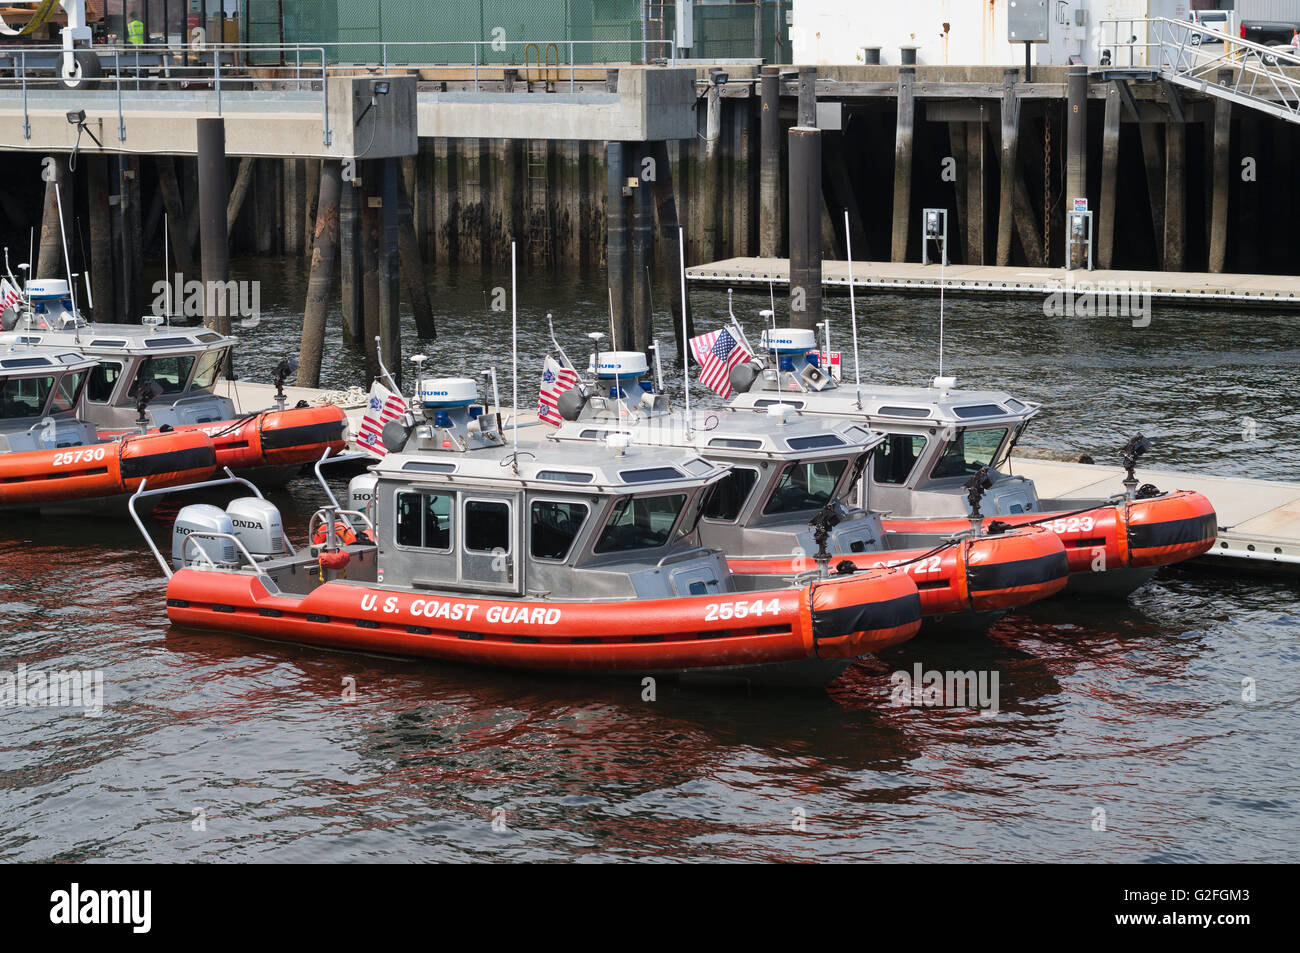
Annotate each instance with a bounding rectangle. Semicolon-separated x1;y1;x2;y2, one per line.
1234;0;1300;47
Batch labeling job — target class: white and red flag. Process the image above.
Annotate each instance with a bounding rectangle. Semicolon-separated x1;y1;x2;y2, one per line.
537;355;579;426
689;325;753;398
355;381;407;457
0;278;22;313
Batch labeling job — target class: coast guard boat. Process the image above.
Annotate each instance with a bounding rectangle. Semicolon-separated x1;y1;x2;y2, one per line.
0;341;216;513
135;368;923;687
0;312;347;485
720;325;1217;595
540;345;1068;626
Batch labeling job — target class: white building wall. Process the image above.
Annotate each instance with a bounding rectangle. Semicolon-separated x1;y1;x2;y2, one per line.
790;0;1192;66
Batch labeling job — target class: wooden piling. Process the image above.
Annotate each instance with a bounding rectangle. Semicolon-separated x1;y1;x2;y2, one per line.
123;157;144;320
759;66;781;259
797;67;817;128
434;138;458;265
86;156;113;321
378;158;402;387
157;156;196;283
196;118;231;360
630;142;654;353
360;167;381;381
284;157;303;256
1164;121;1186;272
339;178;363;348
788;126;822;329
398;171;436;339
1139;123;1166;269
606;141;630;344
1066;67;1088;269
1209;70;1233;274
36;154;69;279
966;121;986;265
298;160;341;388
996;69;1021;267
1098;84;1122;270
891;67;916;262
648;139;693;358
226;156;254;239
303;158;320;261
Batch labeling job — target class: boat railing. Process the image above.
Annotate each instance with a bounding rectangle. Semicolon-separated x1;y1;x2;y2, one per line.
181;531;273;582
311;447;373;509
307;507;375;548
128;469;269;579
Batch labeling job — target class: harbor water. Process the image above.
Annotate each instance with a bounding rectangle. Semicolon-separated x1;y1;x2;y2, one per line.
1;262;1297;862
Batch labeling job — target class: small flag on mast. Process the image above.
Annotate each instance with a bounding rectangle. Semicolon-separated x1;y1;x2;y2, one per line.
355;381;408;457
689;326;753;398
0;278;22;314
537;355;579;426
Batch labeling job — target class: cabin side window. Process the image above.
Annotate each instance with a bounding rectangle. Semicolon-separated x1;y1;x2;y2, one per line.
702;467;759;522
464;500;510;553
0;375;53;419
593;494;687;553
395;491;452;551
86;361;123;403
530;500;589;561
763;459;848;514
873;434;928;485
929;429;1009;480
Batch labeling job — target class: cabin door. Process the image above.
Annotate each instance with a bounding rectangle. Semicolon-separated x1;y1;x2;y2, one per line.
458;491;523;594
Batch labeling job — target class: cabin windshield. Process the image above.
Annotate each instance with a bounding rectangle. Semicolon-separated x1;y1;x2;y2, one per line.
127;355;196;398
49;371;87;414
0;375;53;419
702;467;759;522
929;428;1009;480
191;349;226;390
593;493;687;553
86;360;123;403
763;459;848;514
874;433;928;485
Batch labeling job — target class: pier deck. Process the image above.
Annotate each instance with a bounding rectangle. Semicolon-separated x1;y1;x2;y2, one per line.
687;258;1300;308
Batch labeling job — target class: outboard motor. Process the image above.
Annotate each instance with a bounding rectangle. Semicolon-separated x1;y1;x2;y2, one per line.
347;473;378;529
171;504;237;570
226;497;286;560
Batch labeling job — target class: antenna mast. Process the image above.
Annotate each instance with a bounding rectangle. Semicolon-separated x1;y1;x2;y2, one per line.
844;209;862;408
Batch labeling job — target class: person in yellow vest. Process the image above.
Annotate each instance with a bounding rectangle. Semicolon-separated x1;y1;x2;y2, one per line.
127;9;144;45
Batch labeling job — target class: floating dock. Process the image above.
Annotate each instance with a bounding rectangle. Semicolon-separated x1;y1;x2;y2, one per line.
686;257;1300;309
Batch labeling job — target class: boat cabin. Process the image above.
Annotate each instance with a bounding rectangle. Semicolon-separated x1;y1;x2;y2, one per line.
726;327;1045;518
0;319;237;432
0;345;100;452
361;374;736;603
547;349;887;559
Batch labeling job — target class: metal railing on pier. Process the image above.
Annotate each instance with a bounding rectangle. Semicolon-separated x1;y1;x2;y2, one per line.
0;37;677;149
1098;16;1300;125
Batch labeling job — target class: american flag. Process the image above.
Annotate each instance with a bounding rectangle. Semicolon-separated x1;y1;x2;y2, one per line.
0;278;22;313
538;355;579;426
356;381;407;457
689;326;753;398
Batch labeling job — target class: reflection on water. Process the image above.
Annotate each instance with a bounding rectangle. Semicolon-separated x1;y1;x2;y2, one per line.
0;261;1297;861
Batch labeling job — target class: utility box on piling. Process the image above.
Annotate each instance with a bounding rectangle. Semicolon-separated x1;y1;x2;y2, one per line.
326;75;419;159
